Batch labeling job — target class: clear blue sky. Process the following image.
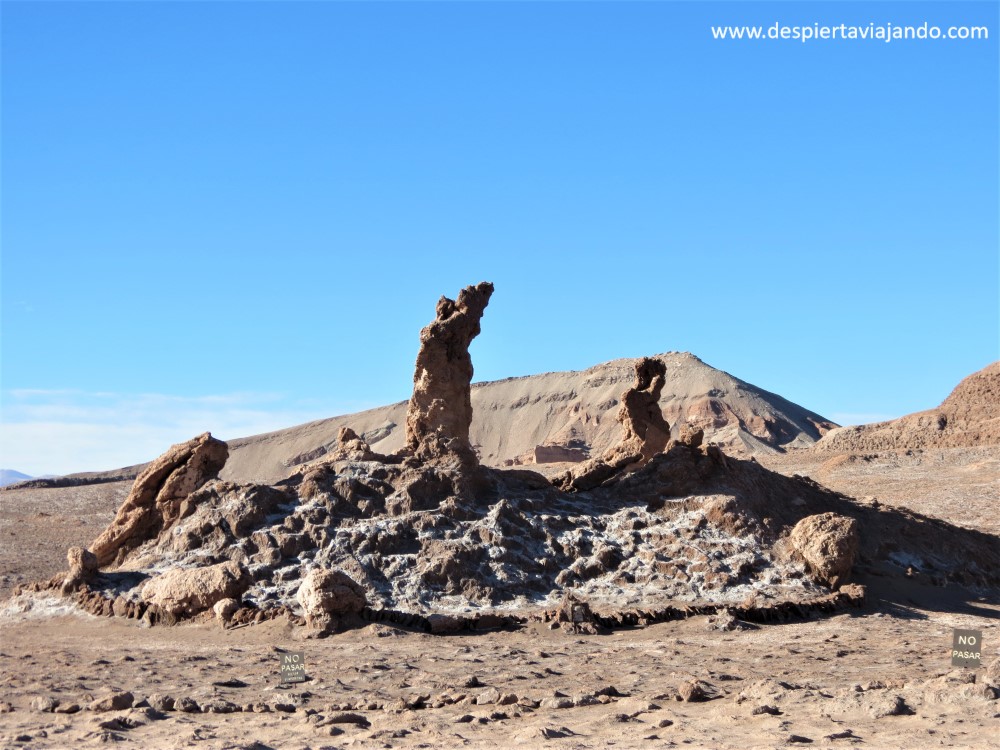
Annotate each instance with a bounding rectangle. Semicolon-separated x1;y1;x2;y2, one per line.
2;1;998;475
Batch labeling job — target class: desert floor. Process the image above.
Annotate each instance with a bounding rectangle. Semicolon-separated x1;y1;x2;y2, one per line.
1;580;998;750
1;446;998;749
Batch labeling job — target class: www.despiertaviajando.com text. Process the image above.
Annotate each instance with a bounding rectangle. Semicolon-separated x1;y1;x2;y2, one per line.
712;22;989;44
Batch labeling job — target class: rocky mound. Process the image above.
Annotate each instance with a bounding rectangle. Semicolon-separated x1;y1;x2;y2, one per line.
18;283;1000;635
816;362;1000;453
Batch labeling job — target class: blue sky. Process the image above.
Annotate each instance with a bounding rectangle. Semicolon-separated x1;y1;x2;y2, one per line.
2;1;998;475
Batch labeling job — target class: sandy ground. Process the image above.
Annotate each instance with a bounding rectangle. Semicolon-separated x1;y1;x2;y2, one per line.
2;446;998;748
760;447;1000;537
1;584;998;750
0;482;127;599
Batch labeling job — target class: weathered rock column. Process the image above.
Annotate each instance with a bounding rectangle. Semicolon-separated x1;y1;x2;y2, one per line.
404;281;494;462
562;357;671;490
611;356;671;464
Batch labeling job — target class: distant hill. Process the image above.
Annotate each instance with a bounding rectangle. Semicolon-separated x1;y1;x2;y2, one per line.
0;469;32;487
815;361;1000;452
222;352;838;484
8;352;840;490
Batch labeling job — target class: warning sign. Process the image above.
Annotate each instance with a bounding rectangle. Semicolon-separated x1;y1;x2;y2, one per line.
279;651;306;684
951;629;982;668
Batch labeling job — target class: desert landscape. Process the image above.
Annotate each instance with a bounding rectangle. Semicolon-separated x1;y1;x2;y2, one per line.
0;281;997;749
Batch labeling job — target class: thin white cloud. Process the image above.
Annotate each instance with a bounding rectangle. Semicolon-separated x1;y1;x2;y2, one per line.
830;412;900;427
0;389;370;477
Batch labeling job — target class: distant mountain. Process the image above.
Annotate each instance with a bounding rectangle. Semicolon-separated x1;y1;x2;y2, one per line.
0;469;33;487
222;352;838;484
11;352;840;489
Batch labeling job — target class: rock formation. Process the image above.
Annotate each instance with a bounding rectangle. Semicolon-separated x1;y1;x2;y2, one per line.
613;357;671;462
788;513;860;588
140;560;250;616
404;281;494;462
816;361;1000;452
90;432;228;567
328;427;384;462
17;283;1000;638
563;357;671;490
296;568;368;632
678;423;705;448
60;547;98;595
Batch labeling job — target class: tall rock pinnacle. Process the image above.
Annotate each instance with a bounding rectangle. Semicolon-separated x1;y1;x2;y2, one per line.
404;281;494;462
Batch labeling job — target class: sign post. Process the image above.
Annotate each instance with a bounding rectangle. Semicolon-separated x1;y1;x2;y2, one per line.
278;650;306;686
951;629;982;668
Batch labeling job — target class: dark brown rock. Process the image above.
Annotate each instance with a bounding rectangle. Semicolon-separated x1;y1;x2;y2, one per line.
404;282;494;462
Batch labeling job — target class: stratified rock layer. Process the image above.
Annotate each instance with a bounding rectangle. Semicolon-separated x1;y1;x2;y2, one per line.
405;281;494;462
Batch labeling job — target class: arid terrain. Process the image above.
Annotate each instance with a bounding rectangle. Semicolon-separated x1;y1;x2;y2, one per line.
1;284;997;749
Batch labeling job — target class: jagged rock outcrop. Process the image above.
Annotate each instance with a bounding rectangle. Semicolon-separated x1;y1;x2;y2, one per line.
328;427;385;462
562;357;671;490
816;361;1000;452
788;513;860;588
90;432;228;567
140;560;250;616
404;281;494;462
296;568;368;632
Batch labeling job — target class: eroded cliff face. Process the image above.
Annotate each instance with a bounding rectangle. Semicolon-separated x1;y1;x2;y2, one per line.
404;281;494;463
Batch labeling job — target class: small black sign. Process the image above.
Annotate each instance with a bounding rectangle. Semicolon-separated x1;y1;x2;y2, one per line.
951;629;982;668
279;651;306;684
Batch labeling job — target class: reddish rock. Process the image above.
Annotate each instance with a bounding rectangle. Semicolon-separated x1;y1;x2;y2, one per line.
564;357;671;490
613;357;671;463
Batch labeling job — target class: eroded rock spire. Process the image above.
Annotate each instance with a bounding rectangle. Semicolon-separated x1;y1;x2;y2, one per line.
612;356;671;464
404;281;494;462
562;357;671;490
